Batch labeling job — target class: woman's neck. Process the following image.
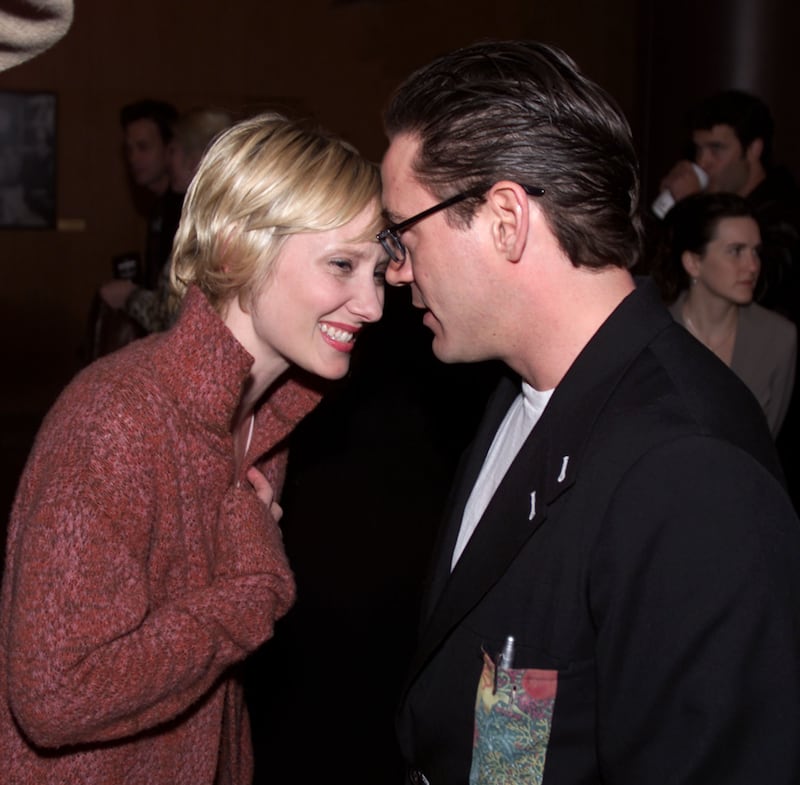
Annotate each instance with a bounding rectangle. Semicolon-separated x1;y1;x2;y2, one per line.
682;288;739;365
232;407;255;479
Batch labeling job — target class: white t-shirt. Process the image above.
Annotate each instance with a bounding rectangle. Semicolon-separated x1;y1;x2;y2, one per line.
451;382;553;570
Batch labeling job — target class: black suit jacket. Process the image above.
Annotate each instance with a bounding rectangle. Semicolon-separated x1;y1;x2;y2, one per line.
398;279;800;785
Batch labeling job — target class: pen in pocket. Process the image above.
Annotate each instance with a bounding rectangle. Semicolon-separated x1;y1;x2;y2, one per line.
498;635;515;669
493;635;515;694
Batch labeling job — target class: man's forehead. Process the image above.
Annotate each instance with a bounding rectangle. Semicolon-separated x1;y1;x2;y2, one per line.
693;124;738;144
381;133;419;181
381;133;428;218
125;118;161;142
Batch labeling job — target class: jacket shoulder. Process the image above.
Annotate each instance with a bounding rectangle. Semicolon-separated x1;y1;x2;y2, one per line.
589;323;781;482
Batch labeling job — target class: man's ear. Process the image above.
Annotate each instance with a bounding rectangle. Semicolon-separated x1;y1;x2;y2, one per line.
745;137;764;165
486;181;530;262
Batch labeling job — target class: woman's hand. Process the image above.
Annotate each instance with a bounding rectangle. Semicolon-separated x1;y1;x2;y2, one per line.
245;466;283;522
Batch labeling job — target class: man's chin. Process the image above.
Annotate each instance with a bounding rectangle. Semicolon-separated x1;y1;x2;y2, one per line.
430;335;455;363
430;336;475;365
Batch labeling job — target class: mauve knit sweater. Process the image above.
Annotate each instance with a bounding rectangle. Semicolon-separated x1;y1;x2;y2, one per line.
0;286;321;784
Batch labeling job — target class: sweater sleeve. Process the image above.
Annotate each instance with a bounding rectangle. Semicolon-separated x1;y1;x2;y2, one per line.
590;436;800;784
5;383;295;749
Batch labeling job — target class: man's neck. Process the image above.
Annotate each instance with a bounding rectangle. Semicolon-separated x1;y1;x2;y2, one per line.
508;265;636;391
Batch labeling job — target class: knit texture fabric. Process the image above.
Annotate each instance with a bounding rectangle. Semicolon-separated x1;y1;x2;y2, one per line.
0;286;322;784
0;0;73;71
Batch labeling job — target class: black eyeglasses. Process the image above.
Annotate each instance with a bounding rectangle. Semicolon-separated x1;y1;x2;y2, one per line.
377;183;545;265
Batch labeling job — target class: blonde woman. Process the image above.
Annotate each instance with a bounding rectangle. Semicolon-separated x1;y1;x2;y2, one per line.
1;112;387;784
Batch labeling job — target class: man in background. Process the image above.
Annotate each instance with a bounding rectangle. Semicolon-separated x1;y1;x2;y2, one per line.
121;98;175;198
659;91;795;200
102;106;233;333
87;99;181;359
119;98;180;289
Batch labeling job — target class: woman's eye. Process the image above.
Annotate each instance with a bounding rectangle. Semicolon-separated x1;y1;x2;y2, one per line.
374;260;388;285
330;258;353;272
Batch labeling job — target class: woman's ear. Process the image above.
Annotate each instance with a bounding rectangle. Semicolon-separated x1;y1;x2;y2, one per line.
486;181;530;262
681;249;702;281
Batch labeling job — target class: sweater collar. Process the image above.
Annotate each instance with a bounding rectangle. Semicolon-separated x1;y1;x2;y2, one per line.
153;286;322;448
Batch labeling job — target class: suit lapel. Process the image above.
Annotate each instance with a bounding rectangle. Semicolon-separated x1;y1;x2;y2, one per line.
407;388;578;682
403;279;675;693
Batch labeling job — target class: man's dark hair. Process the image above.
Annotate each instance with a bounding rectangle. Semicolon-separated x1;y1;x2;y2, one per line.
689;90;774;166
120;99;178;144
383;40;643;270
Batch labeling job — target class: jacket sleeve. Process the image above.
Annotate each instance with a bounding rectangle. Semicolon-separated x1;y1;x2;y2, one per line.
5;386;295;748
590;435;800;784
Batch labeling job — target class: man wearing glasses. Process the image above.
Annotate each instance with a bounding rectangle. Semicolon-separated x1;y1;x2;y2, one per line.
379;40;800;785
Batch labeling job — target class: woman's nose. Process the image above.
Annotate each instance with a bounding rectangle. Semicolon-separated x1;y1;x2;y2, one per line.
350;276;384;323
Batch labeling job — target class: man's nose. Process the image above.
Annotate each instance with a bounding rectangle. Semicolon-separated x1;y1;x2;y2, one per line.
386;260;414;287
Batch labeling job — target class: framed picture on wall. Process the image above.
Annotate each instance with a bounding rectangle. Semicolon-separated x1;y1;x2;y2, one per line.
0;90;57;229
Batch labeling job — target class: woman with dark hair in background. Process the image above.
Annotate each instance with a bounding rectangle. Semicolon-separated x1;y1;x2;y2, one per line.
652;192;796;436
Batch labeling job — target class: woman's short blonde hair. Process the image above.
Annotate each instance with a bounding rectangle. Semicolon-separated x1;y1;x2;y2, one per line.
170;112;383;312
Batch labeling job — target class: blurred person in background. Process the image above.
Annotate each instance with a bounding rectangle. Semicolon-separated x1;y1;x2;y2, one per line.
101;106;234;333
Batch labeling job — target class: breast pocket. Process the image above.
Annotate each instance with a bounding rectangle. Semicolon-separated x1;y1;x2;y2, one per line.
470;649;558;785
